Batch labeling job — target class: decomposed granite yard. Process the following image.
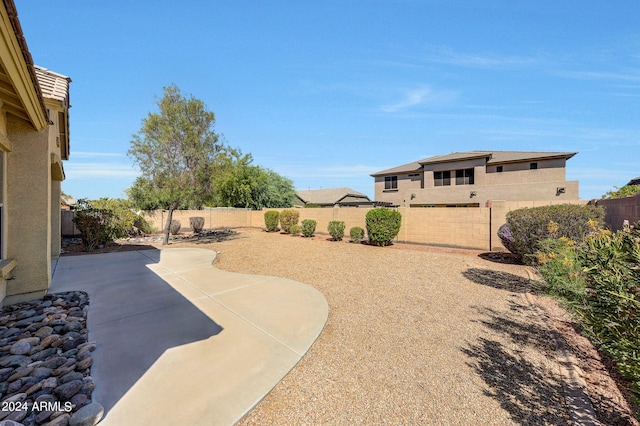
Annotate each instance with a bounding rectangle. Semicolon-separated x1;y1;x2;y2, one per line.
140;227;637;426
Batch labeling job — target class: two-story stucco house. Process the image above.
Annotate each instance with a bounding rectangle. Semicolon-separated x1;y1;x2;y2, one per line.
371;151;579;207
0;0;71;305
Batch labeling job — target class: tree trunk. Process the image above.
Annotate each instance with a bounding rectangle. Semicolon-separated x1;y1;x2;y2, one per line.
162;202;178;245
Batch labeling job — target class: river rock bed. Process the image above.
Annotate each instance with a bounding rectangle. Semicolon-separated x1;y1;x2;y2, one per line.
0;291;102;426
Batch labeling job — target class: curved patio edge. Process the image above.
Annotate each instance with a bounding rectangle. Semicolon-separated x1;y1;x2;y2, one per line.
50;247;329;426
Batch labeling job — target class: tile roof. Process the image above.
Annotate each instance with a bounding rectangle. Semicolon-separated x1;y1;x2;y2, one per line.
296;187;370;205
34;66;71;105
369;161;422;176
371;150;577;176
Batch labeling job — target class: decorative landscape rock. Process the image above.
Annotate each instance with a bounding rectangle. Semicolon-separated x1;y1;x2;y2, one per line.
0;292;98;426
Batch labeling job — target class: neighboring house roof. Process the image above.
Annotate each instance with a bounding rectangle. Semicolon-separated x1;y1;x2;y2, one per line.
370;160;423;176
371;150;577;176
296;188;371;205
34;66;71;106
627;177;640;186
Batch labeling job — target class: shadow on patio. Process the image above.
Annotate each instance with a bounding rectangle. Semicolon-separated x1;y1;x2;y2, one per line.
50;249;224;413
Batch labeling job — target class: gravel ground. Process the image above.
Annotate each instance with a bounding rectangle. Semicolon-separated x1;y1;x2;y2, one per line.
161;229;574;425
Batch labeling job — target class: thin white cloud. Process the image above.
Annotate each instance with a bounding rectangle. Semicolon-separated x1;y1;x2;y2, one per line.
556;69;640;82
65;163;139;178
419;46;542;69
381;85;458;113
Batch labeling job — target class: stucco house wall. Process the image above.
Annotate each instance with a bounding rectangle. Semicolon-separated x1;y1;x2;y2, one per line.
373;151;579;207
0;0;71;305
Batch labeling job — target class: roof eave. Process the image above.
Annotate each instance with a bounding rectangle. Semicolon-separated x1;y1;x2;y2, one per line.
0;0;48;129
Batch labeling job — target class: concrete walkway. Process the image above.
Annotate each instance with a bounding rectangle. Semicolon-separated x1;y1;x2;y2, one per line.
50;248;329;425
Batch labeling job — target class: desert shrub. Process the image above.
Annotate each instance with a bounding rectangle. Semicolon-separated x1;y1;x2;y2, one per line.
328;221;345;241
506;204;604;264
366;208;402;247
497;223;517;254
536;236;586;303
169;220;181;235
72;199;116;251
134;216;154;235
536;222;640;407
189;217;205;233
290;224;302;236
576;226;640;405
279;209;299;234
350;226;365;243
89;197;150;237
264;210;280;232
301;219;317;237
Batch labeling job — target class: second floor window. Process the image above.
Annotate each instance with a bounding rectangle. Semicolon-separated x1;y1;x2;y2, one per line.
385;176;398;190
434;171;451;186
456;168;474;185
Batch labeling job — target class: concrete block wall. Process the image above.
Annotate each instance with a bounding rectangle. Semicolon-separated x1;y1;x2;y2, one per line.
131;200;592;251
143;208;255;233
594;193;640;231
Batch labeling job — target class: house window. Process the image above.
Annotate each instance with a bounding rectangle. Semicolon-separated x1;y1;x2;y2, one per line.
434;171;451;186
497;166;503;173
384;176;398;190
530;162;538;170
455;168;474;185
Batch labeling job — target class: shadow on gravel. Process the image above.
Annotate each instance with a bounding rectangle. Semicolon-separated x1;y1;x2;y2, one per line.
462;302;569;425
462;337;568;425
463;268;533;293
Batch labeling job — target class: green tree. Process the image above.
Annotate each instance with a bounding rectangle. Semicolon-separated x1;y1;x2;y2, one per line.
128;84;223;244
602;184;640;199
215;150;295;209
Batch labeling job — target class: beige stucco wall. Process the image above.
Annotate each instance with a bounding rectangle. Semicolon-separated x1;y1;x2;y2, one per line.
45;102;65;258
140;200;588;251
5;114;51;304
51;180;61;257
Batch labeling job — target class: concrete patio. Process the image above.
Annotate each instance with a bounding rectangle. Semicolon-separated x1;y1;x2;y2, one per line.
50;248;328;425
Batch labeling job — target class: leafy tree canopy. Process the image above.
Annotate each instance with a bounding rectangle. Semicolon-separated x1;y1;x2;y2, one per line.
214;149;295;210
602;185;640;199
127;84;223;243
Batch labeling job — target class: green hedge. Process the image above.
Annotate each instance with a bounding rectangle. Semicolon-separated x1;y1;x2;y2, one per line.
301;219;317;237
328;221;345;241
505;204;604;263
366;208;401;247
279;209;299;234
264;210;280;232
350;226;365;243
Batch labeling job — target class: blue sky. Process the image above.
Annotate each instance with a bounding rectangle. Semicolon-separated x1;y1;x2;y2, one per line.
16;1;640;201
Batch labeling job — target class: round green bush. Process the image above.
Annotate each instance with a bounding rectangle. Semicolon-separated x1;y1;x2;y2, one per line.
327;221;345;241
290;224;301;236
506;204;605;263
264;210;280;232
279;209;300;234
301;219;317;237
350;226;365;243
366;208;402;246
